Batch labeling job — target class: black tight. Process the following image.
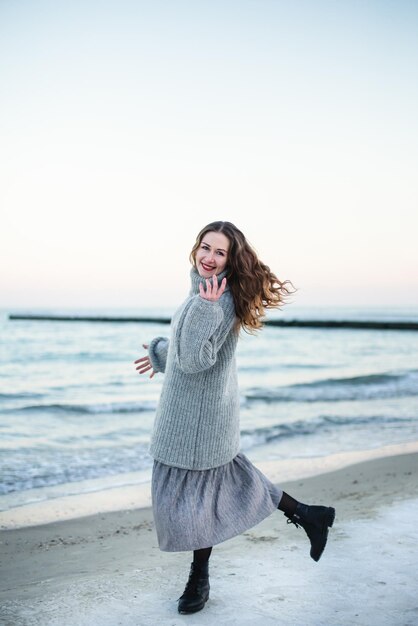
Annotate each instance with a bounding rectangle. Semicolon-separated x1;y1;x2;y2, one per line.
277;491;299;516
193;547;212;564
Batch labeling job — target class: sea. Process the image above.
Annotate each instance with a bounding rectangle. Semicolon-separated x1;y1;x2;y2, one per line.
1;305;418;516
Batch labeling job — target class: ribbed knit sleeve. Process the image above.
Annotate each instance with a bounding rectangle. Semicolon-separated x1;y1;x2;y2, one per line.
148;336;170;373
174;292;236;374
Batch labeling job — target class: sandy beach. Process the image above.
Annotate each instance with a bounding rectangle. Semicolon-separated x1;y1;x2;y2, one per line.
1;447;418;626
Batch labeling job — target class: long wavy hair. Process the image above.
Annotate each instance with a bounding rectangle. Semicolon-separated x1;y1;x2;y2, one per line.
189;221;297;333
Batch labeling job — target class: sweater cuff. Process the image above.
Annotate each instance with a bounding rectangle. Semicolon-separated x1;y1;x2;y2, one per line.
148;336;169;373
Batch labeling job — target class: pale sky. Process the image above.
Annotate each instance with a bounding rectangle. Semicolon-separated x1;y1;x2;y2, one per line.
1;0;417;309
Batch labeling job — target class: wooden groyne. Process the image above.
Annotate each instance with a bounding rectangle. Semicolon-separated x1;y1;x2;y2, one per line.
8;314;418;330
266;319;418;330
8;315;172;324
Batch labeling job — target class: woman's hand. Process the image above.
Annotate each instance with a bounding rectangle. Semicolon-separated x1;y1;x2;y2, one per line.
134;343;157;378
199;276;227;302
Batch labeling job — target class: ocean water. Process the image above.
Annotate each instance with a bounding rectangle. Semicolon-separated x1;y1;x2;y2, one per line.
1;306;418;512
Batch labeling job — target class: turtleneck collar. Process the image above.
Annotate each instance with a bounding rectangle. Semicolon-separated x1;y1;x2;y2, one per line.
189;266;230;296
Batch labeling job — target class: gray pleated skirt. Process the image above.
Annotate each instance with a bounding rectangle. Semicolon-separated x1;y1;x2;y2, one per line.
151;452;283;552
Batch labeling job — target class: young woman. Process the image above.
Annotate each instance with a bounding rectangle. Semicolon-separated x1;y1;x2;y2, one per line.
134;221;335;615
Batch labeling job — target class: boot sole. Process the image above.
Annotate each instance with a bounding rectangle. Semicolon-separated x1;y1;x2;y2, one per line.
312;507;336;562
328;507;336;528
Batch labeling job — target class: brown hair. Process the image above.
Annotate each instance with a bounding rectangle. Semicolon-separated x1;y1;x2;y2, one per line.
189;221;297;333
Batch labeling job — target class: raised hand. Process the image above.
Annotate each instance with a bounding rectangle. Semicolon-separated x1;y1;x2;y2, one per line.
199;275;227;302
134;343;157;378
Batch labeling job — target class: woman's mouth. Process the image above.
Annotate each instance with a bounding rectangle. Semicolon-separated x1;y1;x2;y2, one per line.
201;262;216;272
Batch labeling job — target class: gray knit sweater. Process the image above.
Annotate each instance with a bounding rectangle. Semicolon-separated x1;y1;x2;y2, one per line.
148;267;240;470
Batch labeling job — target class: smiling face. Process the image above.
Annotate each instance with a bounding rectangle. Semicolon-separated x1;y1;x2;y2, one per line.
194;230;230;277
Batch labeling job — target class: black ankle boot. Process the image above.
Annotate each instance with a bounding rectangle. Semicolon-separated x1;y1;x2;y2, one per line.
285;503;335;562
178;561;210;614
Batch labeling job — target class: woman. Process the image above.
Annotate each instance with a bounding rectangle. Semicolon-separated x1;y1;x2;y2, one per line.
134;221;335;615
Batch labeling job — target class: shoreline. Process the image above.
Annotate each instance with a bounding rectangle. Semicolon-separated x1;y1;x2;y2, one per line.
1;449;418;624
2;440;418;531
